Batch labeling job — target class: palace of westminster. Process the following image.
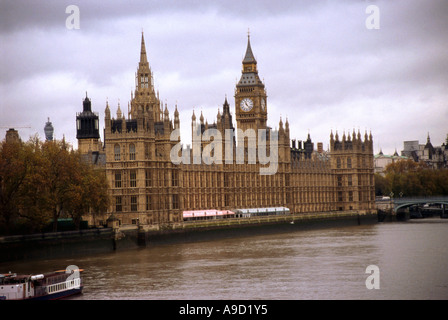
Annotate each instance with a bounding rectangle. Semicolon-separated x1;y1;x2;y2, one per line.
75;33;376;226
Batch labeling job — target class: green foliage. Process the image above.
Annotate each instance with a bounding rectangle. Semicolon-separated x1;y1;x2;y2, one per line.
0;136;109;235
376;159;448;197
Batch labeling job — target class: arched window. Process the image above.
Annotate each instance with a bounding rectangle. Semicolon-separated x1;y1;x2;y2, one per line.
114;144;120;161
130;170;137;188
129;144;136;160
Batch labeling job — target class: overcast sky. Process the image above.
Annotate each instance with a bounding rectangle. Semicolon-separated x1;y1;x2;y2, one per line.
1;0;447;155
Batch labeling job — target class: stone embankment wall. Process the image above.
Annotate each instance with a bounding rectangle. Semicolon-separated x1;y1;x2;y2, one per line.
1;211;379;262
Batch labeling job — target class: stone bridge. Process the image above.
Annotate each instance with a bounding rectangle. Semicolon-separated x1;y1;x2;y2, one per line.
376;196;448;220
391;196;448;211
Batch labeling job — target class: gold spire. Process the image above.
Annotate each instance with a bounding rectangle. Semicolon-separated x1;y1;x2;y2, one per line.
140;31;148;65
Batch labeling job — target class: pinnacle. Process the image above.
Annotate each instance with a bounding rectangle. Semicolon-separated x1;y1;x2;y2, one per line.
140;31;148;64
243;34;256;64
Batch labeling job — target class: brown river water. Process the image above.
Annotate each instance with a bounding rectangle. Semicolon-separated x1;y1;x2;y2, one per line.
1;218;448;300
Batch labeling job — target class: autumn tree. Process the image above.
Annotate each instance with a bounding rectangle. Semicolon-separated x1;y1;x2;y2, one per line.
0;136;109;235
0;138;32;233
374;173;388;196
15;136;54;232
380;159;448;197
64;155;109;229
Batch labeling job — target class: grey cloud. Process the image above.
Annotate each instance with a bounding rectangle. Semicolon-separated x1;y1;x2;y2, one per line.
1;0;447;155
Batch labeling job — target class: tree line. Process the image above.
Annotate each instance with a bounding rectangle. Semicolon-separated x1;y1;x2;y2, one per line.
375;159;448;197
0;136;109;235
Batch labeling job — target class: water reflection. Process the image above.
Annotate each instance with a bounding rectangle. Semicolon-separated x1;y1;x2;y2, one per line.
1;219;447;299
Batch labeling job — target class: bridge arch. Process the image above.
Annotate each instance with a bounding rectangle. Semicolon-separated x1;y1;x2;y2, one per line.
394;197;448;212
394;201;448;211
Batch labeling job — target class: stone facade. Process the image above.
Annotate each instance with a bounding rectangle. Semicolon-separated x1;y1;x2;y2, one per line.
374;149;407;174
401;134;448;169
78;33;375;226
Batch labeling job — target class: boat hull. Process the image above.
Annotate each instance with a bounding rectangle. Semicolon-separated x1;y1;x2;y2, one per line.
30;286;83;300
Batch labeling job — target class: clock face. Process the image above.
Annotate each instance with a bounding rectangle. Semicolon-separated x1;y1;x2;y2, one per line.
261;98;266;111
240;98;254;112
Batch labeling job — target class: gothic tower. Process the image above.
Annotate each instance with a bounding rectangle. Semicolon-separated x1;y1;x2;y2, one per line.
76;93;101;154
234;33;268;134
330;130;375;211
234;34;269;164
130;32;161;121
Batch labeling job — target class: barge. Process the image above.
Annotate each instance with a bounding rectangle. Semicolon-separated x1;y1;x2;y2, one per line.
0;267;83;300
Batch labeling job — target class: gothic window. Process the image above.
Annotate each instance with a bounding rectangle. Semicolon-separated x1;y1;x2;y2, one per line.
337;175;342;187
172;171;179;187
145;169;152;187
146;195;151;211
164;171;169;187
114;144;121;161
131;196;137;211
115;196;122;212
145;143;150;159
129;144;136;160
130;170;137;188
165;196;170;210
172;194;179;209
115;172;122;188
337;158;341;169
347;157;352;168
348;175;352;186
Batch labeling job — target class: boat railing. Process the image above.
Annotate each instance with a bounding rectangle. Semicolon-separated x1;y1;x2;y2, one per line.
46;278;81;295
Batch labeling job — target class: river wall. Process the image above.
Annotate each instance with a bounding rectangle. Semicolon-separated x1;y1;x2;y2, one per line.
0;211;379;263
0;228;117;263
141;211;379;245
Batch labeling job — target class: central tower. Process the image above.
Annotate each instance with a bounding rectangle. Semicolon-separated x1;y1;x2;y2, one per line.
234;34;268;133
130;32;162;121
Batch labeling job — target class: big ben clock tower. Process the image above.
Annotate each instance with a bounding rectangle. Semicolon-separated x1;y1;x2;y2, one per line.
235;33;268;133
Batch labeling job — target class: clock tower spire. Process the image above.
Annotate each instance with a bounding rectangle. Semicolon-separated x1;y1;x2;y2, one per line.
235;32;268;133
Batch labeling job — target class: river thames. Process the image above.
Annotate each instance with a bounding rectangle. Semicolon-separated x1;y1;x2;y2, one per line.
1;218;448;300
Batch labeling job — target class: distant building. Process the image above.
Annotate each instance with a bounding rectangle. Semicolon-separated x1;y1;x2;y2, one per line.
4;128;20;144
401;133;448;169
44;117;54;141
374;149;407;174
